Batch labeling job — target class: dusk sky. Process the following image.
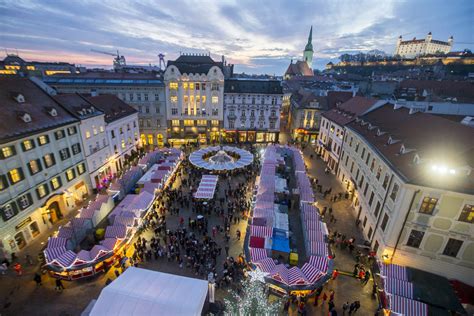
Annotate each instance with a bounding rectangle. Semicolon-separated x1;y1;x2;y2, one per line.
1;0;473;74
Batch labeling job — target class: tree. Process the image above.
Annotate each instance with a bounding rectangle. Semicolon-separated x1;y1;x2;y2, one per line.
224;269;282;316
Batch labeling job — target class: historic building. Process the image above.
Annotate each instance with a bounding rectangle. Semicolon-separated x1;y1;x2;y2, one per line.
284;27;314;79
0;54;77;77
223;78;283;143
164;54;233;145
337;104;474;284
43;72;166;147
395;32;453;58
0;78;91;257
317;97;385;172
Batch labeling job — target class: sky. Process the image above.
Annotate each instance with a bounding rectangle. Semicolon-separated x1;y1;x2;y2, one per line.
0;0;473;74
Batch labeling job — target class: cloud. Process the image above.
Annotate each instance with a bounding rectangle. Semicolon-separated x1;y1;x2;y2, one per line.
0;0;472;74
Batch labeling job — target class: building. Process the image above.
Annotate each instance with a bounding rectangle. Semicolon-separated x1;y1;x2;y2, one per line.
395;32;453;58
0;54;76;77
83;95;140;177
223;78;283;143
337;104;474;284
53;94;113;190
0;78;91;257
317;96;385;172
43;72;166;147
284;27;314;79
163;54;231;145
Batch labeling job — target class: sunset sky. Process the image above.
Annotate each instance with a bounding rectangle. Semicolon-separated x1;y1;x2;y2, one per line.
1;0;473;74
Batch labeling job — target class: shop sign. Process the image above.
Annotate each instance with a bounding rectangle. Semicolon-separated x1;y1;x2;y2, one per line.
15;216;32;231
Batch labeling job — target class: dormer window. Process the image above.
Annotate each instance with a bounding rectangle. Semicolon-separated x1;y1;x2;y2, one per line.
19;112;31;123
48;108;57;117
399;144;405;154
376;129;385;136
12;93;25;103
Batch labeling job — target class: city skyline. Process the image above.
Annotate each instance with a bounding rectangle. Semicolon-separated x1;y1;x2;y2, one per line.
0;0;473;74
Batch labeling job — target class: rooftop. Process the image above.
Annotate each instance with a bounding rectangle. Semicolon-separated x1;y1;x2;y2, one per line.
53;94;103;120
84;94;137;123
44;72;163;86
396;80;474;102
224;78;283;94
322;96;381;126
0;77;78;144
347;104;474;194
284;60;314;77
167;54;224;75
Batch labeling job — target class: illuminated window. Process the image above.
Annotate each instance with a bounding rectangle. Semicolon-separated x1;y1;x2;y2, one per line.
169;82;178;90
36;184;49;199
8;168;24;184
28;159;42;175
211;120;219;127
184;120;194;127
189;82;195;90
212;96;218;104
420;197;438;215
37;135;48;146
85;131;91;139
121;139;126;149
170;96;178;103
202;96;206;104
93;126;98;135
0;175;8;191
183;82;188;90
458;204;474;223
66;168;76;181
172;120;180;127
140;134;147;145
148;134;154;145
1;146;15;159
55;130;65;140
99;126;104;133
43;153;55;168
51;177;62;190
184;96;188;104
22;139;35;151
77;163;86;175
197;120;207;126
67;126;77;135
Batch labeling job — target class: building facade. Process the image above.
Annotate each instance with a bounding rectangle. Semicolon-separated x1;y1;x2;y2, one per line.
337;104;474;284
43;73;166;148
289;91;328;144
164;54;228;145
223;79;283;143
395;32;453;58
0;78;91;257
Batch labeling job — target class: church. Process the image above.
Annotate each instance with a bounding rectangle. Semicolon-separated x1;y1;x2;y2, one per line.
284;26;314;79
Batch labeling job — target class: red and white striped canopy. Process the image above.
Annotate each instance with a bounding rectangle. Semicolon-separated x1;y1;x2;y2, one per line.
45;246;67;262
307;241;329;256
249;247;267;262
270;264;289;284
288;266;308;285
389;294;428;316
306;229;326;242
303;219;324;231
105;225;127;239
301;263;325;283
53;250;77;267
47;237;66;249
383;263;408;281
255;257;276;273
384;278;414;299
250;225;273;238
308;256;329;272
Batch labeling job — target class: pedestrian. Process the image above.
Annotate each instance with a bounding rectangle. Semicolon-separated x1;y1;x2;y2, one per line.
349;302;356;314
322;292;328;305
0;262;7;275
353;301;361;313
332;269;339;280
358;269;365;280
362;270;371;285
328;300;335;311
342;301;349;315
55;278;65;292
13;262;22;276
329;289;335;302
33;273;42;286
225;245;229;256
114;269;121;278
236;229;241;241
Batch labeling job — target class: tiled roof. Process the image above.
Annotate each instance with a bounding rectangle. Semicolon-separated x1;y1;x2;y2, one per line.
284;61;313;77
224;78;282;94
54;93;103;119
167;54;223;74
85;94;137;123
0;77;78;144
44;72;163;86
397;80;474;102
322;96;381;126
347;104;474;194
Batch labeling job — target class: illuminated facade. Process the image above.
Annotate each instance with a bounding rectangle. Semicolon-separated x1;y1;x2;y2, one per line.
288;91;327;144
337;104;474;284
164;54;227;145
395;32;453;58
0;54;76;77
223;79;283;143
0;78;91;257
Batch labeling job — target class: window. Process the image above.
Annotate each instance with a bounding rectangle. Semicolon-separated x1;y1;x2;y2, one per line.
67;126;77;135
59;148;71;160
443;239;463;257
363;216;367;227
144;93;149;101
77;163;86;175
171;108;178;115
1;146;16;159
171;120;180;127
146;120;151;127
365;153;371;165
406;229;424;248
0;175;8;191
1;203;18;222
212;109;218;116
212;96;218;104
28;159;42;175
374;201;381;218
380;214;389;231
345;155;349;166
369;192;374;206
169;82;178;89
170;96;178;103
50;177;62;190
111;130;116;139
99;126;104;133
121;139;126;149
364;183;369;196
85;130;91;139
145;106;150;114
350;162;354;173
197;120;206;126
383;174;389;189
211;120;219;127
37;135;49;146
183;120;194;127
376;166;382;180
8;168;24;184
93;126;98;135
66;168;76;181
36;184;49;199
71;143;81;155
361;147;366;159
355;143;359;153
55;130;65;140
420;197;438;215
370;159;376;172
17;193;32;210
120;127;123;134
390;183;399;201
368;227;373;239
22;139;35;151
458;204;474;223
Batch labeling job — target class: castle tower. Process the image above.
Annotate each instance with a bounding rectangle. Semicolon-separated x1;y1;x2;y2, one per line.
303;26;313;69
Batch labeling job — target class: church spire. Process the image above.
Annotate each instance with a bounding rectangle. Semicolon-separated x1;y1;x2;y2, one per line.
305;26;313;52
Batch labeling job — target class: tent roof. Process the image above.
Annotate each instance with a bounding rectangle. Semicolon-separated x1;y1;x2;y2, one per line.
90;267;208;316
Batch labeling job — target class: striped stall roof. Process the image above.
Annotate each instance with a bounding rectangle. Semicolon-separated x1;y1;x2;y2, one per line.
255;258;276;273
308;256;329;272
90;245;110;260
105;225;127;239
250;225;273;238
57;226;74;239
79;207;96;219
113;215;135;227
307;241;329;256
303;219;324;231
76;250;92;262
101;238;118;250
55;250;77;267
383;263;409;281
47;237;67;248
384;278;414;299
288;267;308;285
45;246;67;261
307;229;326;242
301;263;325;283
249;248;267;262
389;295;428;316
271;264;289;284
71;217;89;228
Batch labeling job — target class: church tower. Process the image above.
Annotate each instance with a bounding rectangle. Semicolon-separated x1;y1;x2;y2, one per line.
303;26;313;69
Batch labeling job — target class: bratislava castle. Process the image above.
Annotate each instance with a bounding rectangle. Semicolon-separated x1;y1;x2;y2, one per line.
395;32;453;58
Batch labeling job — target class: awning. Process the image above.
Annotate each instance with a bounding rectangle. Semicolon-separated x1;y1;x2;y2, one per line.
389;294;428;316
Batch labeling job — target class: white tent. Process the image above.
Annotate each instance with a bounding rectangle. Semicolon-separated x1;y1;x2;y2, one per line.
89;267;208;316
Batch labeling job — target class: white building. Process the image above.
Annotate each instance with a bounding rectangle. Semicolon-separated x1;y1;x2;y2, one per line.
223;78;283;143
44;73;167;147
337;104;474;285
395;32;453;58
317;97;385;172
164;54;228;145
0;78;91;257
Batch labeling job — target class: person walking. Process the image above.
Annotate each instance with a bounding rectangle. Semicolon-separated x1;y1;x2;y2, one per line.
353;301;361;313
225;245;229;256
362;270;371;285
55;278;65;292
13;262;22;276
332;269;339;280
33;273;42;286
236;229;241;241
349;302;356;314
342;301;349;315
